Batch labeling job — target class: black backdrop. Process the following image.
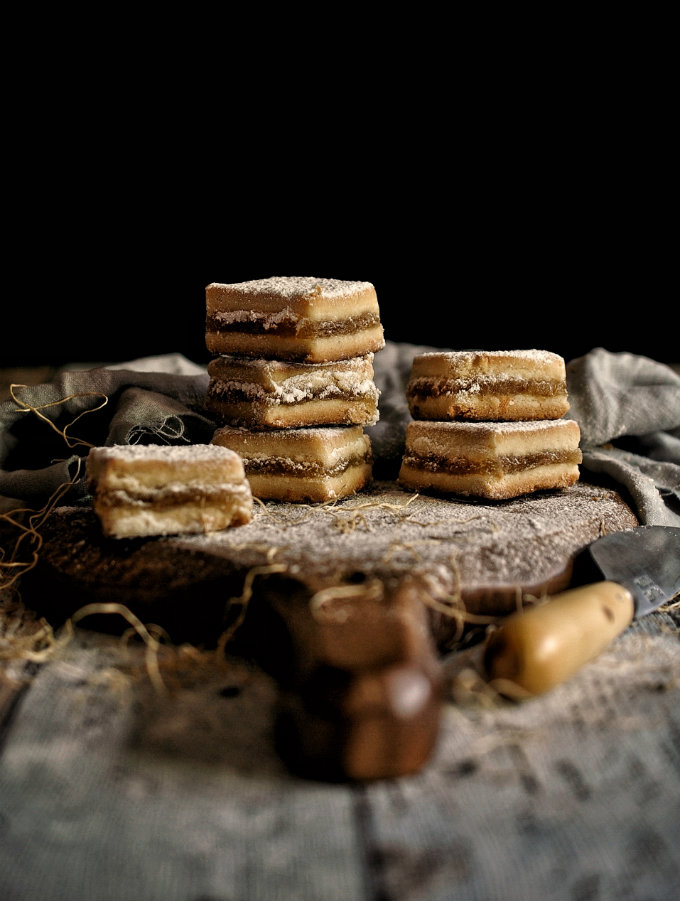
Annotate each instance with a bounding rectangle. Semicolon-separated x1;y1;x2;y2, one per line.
6;130;675;369
8;188;675;370
5;27;676;372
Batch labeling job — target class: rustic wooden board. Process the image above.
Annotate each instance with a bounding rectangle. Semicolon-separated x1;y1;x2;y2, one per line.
19;479;638;652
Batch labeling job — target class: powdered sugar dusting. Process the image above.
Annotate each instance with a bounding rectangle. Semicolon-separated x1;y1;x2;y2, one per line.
208;277;374;299
88;444;241;463
173;479;638;639
409;420;579;435
33;477;638;650
416;350;564;364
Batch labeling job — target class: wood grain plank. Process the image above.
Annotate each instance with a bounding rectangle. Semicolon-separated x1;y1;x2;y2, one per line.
0;613;678;901
360;619;680;901
0;632;367;901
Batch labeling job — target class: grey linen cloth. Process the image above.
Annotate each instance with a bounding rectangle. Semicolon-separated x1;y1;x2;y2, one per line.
1;344;679;526
565;347;680;526
0;354;213;508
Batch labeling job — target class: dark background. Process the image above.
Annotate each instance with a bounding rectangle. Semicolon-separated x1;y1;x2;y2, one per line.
9;207;675;370
5;37;676;371
7;169;675;370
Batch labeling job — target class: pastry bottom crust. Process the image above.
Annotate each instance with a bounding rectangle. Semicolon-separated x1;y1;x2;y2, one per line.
95;488;253;539
398;460;580;501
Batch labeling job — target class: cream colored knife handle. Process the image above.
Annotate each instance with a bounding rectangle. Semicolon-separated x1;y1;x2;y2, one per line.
484;581;635;697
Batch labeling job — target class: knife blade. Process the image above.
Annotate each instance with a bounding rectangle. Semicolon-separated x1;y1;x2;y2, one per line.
483;525;680;697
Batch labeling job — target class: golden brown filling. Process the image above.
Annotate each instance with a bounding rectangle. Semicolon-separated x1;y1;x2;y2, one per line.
407;378;565;399
96;485;243;508
207;311;380;339
243;452;371;478
403;449;581;476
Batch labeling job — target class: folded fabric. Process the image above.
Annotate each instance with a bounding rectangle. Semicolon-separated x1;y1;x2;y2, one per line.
0;355;212;507
565;347;680;527
1;344;678;527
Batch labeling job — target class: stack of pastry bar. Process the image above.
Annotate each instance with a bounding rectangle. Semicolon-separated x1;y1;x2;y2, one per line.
398;349;582;500
205;276;385;502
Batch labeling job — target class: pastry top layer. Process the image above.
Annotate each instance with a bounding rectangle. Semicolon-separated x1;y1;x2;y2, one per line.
405;419;581;459
212;424;371;465
206;277;378;322
86;443;247;487
409;349;566;380
88;443;244;463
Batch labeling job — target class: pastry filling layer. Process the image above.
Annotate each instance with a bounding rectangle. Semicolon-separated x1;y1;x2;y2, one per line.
96;485;249;508
242;452;371;478
402;449;581;476
207;311;380;338
208;383;375;406
407;378;566;398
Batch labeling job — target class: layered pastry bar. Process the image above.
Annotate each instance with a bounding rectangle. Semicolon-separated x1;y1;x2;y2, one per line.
211;424;373;502
398;419;582;500
406;349;570;421
205;353;380;429
205;276;385;363
86;444;253;539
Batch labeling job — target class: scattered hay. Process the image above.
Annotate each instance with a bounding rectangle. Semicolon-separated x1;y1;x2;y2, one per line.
0;458;85;595
8;383;108;451
309;578;384;620
214;562;289;658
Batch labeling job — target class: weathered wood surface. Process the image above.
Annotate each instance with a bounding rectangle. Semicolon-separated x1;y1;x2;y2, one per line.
1;602;679;901
16;479;639;651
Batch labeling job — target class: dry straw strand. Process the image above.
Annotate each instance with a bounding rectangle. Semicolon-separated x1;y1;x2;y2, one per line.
1;458;85;594
2;385;111;602
9;384;109;450
69;602;169;694
215;562;289;656
309;578;384;620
